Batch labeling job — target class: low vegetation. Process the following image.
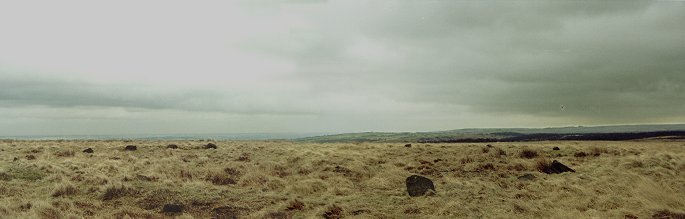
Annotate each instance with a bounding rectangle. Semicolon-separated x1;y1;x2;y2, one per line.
519;149;539;159
0;140;683;218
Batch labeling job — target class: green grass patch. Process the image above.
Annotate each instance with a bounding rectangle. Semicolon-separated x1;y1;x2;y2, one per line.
4;165;46;181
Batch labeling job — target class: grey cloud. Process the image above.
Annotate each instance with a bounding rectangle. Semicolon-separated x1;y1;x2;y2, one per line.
0;76;315;116
244;1;685;123
356;1;652;40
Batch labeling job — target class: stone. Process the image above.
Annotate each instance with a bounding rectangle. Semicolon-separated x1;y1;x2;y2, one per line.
517;173;536;181
124;145;137;151
162;204;183;214
167;144;178;149
552;146;560;150
212;206;238;219
540;160;576;174
404;144;412;148
83;148;94;153
550;160;575;173
406;175;435;197
205;143;217;149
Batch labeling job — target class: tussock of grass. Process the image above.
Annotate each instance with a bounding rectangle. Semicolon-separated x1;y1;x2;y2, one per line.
0;172;11;181
591;147;609;156
404;207;421;214
574;151;589;157
264;211;290;219
102;183;133;201
53;150;75;157
237;153;251;162
206;172;237;185
5;165;45;181
479;163;496;171
223;167;241;176
626;159;645;168
652;210;685;219
508;163;527;171
32;201;62;219
51;182;78;197
496;148;507;156
535;159;553;173
519;149;538;159
323;205;343;219
286;199;305;211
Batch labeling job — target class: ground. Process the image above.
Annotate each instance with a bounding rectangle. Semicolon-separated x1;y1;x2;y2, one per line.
0;140;684;218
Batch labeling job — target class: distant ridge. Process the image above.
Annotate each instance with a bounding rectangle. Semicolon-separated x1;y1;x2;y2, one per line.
0;132;330;141
297;124;685;143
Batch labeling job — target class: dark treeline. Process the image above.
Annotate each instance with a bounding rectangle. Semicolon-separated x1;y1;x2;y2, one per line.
417;131;685;143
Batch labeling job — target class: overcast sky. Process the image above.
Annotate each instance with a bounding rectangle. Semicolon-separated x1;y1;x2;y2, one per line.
1;0;684;136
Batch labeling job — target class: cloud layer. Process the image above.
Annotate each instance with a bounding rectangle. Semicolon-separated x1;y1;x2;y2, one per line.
1;0;684;135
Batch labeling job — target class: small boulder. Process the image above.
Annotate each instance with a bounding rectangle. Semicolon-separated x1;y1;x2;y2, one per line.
404;144;412;148
83;148;94;153
167;144;178;149
162;204;183;215
517;173;536;181
212;206;238;219
124;145;137;151
205;143;217;149
540;160;576;174
550;160;575;173
406;175;435;197
552;146;560;150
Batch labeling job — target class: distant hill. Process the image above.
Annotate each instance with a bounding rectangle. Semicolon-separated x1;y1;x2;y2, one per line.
296;124;685;143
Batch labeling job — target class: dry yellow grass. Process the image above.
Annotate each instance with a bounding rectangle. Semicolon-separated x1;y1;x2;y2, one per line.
1;140;684;218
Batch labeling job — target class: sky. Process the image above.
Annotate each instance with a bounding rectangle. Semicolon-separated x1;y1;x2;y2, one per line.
1;0;684;136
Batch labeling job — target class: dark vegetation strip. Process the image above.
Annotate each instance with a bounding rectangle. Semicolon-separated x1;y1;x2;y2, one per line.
417;131;685;143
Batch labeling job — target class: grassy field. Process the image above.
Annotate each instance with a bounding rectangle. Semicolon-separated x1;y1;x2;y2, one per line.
1;140;684;218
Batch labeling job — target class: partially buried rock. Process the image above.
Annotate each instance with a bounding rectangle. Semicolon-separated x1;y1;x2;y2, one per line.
517;173;536;181
404;144;412;148
406;175;435;197
212;206;238;219
124;145;137;151
83;148;94;153
550;160;575;173
167;144;178;149
552;146;560;150
205;143;217;149
162;204;183;215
